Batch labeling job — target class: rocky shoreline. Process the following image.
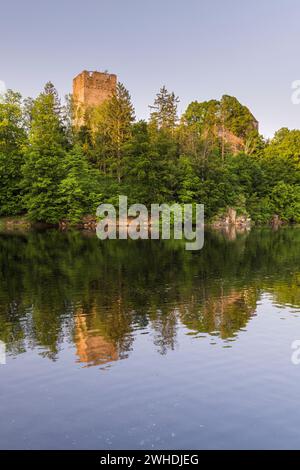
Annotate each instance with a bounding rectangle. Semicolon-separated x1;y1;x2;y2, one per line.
0;210;291;235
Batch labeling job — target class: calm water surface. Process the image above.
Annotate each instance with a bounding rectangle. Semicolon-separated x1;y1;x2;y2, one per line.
0;227;300;449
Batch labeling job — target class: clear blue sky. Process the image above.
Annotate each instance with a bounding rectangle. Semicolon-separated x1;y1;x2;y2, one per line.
1;0;300;137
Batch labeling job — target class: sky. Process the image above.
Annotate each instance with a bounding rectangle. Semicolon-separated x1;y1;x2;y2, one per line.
1;0;300;137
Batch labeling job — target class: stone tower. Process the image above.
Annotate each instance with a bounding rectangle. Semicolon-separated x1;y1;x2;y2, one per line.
73;70;117;127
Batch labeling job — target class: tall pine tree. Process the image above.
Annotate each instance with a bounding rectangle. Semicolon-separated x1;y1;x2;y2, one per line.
90;82;135;183
0;90;26;215
22;83;67;223
149;86;179;133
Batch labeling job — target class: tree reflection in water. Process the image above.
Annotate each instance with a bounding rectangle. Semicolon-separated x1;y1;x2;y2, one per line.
0;227;299;366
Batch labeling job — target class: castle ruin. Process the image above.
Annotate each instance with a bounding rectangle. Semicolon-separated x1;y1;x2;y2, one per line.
72;71;258;156
73;70;117;127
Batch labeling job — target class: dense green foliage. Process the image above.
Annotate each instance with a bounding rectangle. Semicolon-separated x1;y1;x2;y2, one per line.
0;82;299;224
0;91;26;215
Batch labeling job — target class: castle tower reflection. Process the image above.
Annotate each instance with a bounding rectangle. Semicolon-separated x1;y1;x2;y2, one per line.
74;309;119;367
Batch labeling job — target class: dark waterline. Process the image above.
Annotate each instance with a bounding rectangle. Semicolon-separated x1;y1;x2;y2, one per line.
0;227;300;449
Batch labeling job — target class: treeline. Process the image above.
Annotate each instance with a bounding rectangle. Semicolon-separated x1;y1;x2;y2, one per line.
0;82;300;224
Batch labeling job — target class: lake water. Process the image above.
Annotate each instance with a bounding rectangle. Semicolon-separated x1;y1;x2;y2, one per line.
0;227;300;450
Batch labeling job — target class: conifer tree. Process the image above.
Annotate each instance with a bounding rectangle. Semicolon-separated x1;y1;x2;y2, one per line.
149;86;179;132
90;82;135;182
0;90;26;215
22;83;67;223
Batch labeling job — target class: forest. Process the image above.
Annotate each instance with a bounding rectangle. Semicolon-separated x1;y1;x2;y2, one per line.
0;81;300;225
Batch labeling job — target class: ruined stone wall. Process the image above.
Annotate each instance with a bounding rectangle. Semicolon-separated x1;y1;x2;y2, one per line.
73;70;117;126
